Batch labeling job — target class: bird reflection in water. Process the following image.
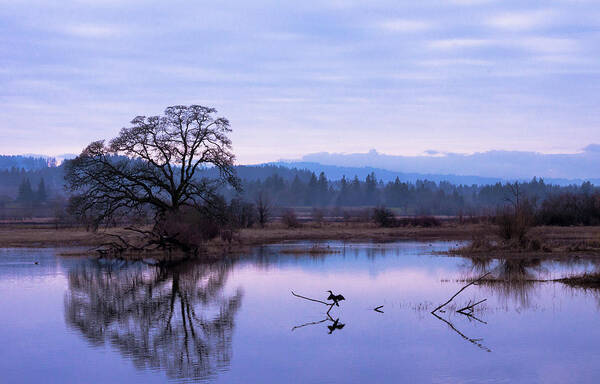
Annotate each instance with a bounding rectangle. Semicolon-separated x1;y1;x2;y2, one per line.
292;313;346;334
327;317;345;334
64;258;243;382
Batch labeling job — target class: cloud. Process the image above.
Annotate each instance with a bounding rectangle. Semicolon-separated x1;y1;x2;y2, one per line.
419;58;491;67
583;144;600;153
486;10;556;31
1;0;600;162
516;37;579;53
448;0;494;5
377;19;433;33
428;38;491;50
428;36;579;55
61;23;124;38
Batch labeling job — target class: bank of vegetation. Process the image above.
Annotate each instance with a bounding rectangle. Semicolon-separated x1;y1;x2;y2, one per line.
1;105;599;257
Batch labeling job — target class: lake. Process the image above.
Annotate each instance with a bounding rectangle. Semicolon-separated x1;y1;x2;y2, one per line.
1;242;600;383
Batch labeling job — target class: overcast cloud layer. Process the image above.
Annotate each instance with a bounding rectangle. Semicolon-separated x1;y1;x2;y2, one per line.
1;1;600;164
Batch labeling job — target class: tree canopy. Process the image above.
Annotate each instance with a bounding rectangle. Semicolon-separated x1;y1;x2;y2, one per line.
65;105;239;228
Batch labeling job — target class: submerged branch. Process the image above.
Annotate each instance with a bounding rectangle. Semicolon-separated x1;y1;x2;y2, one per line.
457;298;487;314
431;272;490;314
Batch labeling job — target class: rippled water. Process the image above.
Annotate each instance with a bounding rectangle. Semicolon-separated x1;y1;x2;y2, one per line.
1;242;600;383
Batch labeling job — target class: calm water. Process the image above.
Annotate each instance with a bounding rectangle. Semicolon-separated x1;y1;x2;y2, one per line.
1;242;600;383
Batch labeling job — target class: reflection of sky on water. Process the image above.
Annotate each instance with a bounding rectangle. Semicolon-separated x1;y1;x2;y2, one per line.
1;243;600;383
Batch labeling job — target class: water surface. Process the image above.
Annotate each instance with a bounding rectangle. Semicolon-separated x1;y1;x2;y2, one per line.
1;243;600;383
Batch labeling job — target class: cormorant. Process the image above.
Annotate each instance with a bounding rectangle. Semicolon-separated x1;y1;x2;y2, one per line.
326;290;345;306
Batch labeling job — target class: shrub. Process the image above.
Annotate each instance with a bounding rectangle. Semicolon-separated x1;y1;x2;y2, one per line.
495;200;534;241
468;232;493;251
413;216;441;227
392;215;441;227
228;199;256;228
373;206;396;227
342;210;352;225
282;209;301;228
536;193;600;226
155;207;223;250
312;208;324;226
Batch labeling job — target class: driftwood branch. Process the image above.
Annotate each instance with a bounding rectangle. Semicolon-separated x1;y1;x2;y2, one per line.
291;291;336;314
457;299;487;314
291;291;331;305
431;272;490;314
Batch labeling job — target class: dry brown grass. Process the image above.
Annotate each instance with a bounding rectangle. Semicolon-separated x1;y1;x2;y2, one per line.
3;222;600;261
239;222;486;245
449;225;600;258
0;221;484;249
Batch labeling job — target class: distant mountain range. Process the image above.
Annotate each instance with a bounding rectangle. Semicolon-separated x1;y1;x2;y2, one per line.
269;161;600;186
0;154;77;171
278;145;600;185
0;155;56;171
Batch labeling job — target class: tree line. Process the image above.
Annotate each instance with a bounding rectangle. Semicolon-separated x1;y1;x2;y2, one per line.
237;172;598;216
1;158;599;220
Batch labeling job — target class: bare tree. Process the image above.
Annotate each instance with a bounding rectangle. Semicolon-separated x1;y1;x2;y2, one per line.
255;190;272;228
498;182;535;242
65;105;239;251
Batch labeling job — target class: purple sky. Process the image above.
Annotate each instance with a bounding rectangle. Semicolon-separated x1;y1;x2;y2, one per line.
1;0;600;165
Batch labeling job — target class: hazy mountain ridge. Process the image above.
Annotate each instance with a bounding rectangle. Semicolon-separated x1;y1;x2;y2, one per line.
271;161;600;187
296;145;600;181
0;155;57;171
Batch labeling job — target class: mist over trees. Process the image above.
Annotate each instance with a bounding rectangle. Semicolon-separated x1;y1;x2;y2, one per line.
0;155;56;171
236;172;598;216
1;154;600;227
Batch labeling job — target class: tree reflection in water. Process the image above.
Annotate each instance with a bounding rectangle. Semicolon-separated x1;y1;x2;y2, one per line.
466;257;545;309
64;258;242;381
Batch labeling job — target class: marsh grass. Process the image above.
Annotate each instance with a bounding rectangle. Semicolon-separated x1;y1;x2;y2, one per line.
451;224;600;257
557;273;600;289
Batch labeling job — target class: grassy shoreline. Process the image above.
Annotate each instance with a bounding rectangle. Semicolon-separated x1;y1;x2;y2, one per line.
2;222;600;259
0;222;479;249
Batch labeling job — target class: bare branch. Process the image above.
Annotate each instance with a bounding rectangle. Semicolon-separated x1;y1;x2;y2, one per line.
431;272;490;314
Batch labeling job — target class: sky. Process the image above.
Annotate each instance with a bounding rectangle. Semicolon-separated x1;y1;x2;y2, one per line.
1;0;600;165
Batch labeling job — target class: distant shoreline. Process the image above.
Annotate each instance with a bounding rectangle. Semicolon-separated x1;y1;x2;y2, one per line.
1;222;600;260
